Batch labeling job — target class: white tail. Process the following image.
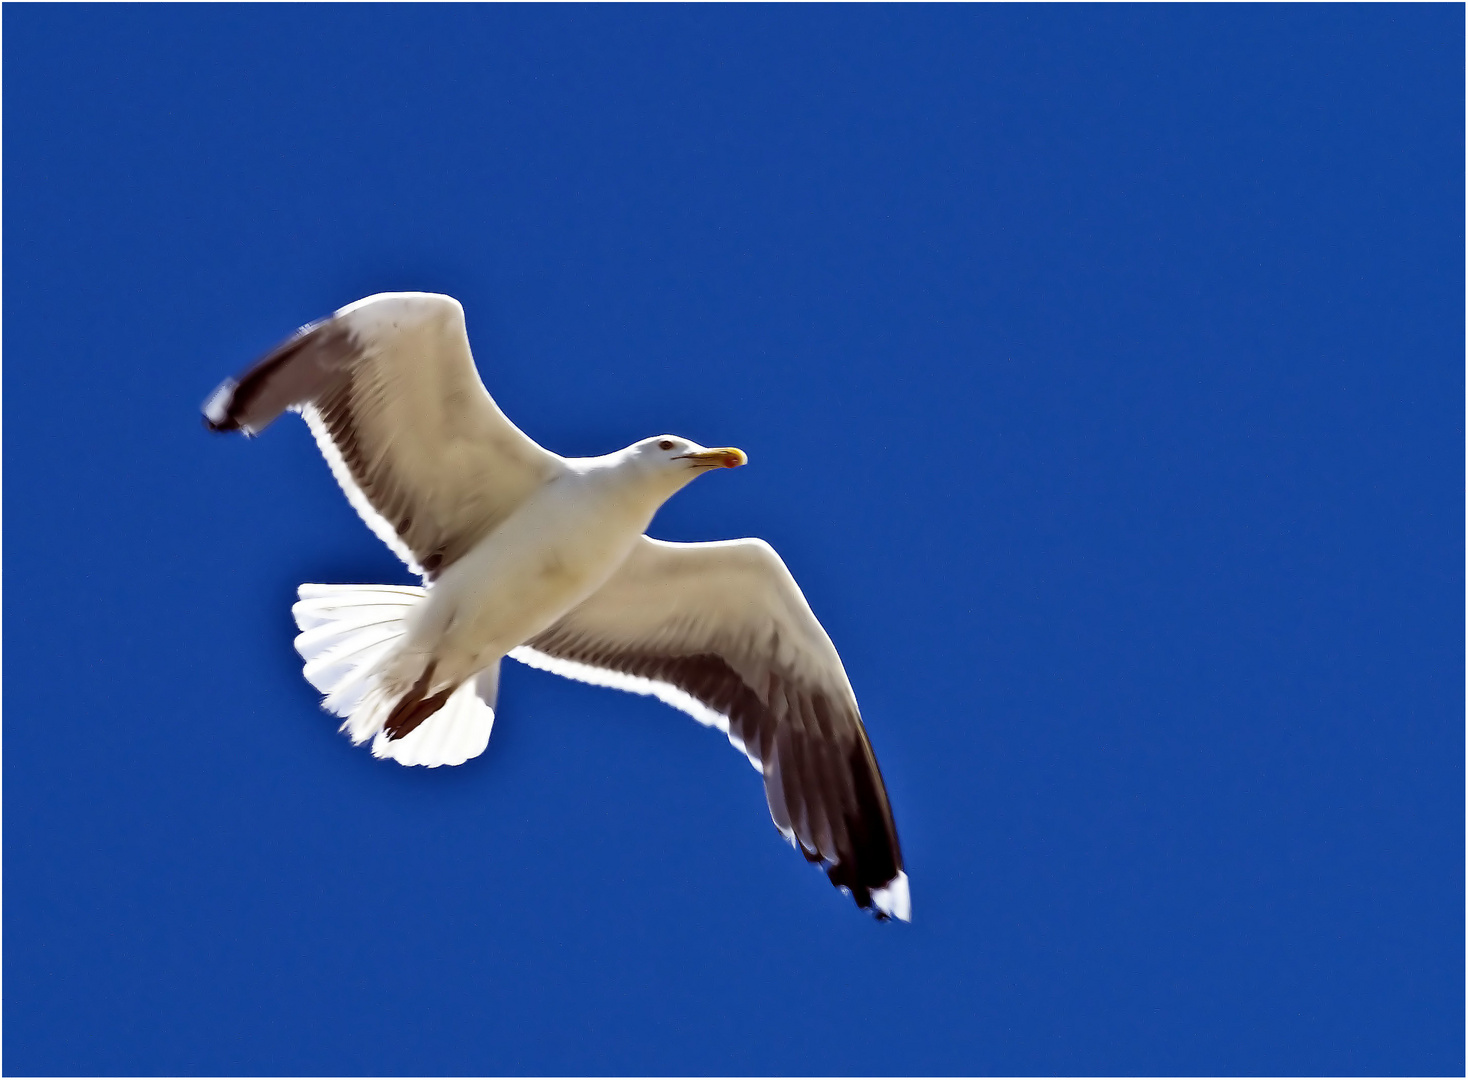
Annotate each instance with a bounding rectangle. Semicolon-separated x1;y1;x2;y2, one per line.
291;583;497;768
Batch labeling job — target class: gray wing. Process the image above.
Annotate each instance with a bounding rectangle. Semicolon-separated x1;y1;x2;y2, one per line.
512;536;909;920
204;292;563;578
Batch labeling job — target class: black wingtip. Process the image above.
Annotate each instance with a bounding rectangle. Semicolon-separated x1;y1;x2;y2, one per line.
200;317;355;437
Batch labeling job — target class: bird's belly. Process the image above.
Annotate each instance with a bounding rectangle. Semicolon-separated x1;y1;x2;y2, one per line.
415;493;641;675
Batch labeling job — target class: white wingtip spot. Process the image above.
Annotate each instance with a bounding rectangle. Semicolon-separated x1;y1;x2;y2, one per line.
872;871;911;922
202;379;236;425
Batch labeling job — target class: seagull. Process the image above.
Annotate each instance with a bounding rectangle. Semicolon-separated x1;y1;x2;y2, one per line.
203;292;909;921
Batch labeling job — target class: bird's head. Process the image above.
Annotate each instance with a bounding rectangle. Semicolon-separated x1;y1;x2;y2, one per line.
622;434;747;493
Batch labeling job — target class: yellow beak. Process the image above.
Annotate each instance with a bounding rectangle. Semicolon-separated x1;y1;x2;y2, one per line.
684;447;747;469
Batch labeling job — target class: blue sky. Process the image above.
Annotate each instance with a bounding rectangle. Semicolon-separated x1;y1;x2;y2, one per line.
4;5;1461;1075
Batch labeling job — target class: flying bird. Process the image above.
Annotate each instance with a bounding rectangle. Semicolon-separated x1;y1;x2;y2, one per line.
203;292;909;921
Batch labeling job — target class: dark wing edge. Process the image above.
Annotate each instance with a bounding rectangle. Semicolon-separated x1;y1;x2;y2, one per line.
203;318;354;436
510;637;910;921
201;317;431;573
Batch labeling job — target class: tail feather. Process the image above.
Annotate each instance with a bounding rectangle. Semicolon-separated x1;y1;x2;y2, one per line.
292;583;426;629
371;676;496;766
301;630;402;694
290;583;497;768
293;603;422;635
311;638;400;710
320;645;397;717
296;582;428;601
294;617;402;661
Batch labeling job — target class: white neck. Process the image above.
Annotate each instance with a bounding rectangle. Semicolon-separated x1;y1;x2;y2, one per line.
564;449;697;530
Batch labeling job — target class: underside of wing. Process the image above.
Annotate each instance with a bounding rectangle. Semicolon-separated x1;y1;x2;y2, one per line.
204;292;563;578
517;536;909;920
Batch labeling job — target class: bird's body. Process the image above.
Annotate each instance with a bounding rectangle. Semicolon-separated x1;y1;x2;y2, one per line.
205;291;909;920
401;456;662;697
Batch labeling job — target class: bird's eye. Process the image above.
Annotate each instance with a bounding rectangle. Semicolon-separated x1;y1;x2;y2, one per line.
658;440;675;451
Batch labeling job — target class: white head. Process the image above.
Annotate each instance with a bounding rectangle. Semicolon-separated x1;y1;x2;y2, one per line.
615;434;747;498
